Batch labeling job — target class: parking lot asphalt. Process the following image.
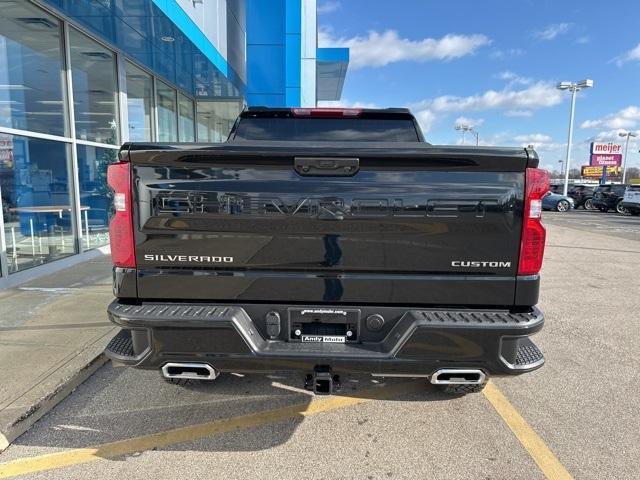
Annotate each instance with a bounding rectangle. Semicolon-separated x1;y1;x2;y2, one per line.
543;209;640;242
0;211;639;480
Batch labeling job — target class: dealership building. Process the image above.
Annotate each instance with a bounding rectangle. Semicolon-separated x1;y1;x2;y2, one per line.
0;0;349;286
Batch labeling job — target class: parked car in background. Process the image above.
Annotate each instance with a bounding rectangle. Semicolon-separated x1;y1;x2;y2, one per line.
542;191;574;212
591;184;629;214
568;185;596;210
621;185;640;216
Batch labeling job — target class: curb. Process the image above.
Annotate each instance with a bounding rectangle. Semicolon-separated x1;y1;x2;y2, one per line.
0;354;109;453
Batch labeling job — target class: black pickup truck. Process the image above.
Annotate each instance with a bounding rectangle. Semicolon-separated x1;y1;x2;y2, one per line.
105;107;548;395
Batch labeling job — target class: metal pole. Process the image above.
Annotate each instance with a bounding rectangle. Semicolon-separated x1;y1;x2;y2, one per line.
29;218;36;257
11;227;17;270
84;209;90;250
621;134;630;184
562;87;578;196
474;131;479;146
62;21;84;255
461;130;466;145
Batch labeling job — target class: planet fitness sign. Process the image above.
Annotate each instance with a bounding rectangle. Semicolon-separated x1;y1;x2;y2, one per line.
590;142;622;167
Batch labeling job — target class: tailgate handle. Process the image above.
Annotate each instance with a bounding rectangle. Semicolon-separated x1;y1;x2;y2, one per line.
294;157;359;176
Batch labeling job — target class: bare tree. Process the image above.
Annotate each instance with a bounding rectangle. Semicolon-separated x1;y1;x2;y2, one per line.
625;166;640;181
568;168;582;179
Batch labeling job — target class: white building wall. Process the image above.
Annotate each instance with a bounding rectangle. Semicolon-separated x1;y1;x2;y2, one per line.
300;0;317;107
176;0;228;61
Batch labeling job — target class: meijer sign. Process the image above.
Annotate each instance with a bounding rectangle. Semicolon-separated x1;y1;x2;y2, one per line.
590;142;623;155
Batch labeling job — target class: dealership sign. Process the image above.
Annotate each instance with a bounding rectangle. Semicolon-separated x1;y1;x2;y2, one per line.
581;165;621;178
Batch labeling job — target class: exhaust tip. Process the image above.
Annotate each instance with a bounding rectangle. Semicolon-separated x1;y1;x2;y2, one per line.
430;369;486;385
161;362;219;381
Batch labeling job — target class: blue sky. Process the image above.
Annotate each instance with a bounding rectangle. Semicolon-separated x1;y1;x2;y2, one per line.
317;0;640;170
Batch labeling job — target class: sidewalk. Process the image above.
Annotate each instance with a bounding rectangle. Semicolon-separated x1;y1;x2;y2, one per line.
0;256;116;451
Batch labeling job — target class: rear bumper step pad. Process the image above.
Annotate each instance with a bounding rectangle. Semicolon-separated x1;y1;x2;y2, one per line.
515;338;545;368
106;329;134;358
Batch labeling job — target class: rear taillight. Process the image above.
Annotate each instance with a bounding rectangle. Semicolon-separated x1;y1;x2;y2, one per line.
107;161;136;268
518;168;550;276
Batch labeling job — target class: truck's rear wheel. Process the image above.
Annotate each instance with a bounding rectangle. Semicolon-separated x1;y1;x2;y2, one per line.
438;383;487;395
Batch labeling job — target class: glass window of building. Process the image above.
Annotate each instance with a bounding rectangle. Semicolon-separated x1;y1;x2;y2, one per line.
0;134;74;273
68;28;119;145
196;101;242;142
0;3;67;137
178;94;195;142
125;62;153;142
156;81;177;142
76;145;117;251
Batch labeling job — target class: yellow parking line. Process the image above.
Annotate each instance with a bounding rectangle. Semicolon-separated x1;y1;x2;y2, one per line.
0;381;420;479
483;381;574;480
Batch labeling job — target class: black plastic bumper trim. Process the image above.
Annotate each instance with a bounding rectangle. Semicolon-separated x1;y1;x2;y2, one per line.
106;300;544;375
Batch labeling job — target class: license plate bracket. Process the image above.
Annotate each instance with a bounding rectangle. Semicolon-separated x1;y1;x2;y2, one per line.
289;308;360;342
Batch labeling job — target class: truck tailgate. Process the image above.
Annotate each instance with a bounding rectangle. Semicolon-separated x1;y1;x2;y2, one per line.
127;144;533;306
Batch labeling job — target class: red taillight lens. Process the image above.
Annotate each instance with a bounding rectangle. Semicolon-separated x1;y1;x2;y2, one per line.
518;168;550;276
107;161;136;268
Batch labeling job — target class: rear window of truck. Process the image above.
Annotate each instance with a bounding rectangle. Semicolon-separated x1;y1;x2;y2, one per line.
232;117;421;142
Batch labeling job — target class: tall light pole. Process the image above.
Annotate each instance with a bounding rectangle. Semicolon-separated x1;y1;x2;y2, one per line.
557;79;594;196
619;131;638;184
455;124;479;146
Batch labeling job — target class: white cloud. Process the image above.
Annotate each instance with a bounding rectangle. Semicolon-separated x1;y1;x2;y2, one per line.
454;116;484;128
580;106;640;130
415;110;437;133
587;129;640;142
505;110;534;118
317;1;341;14
495;71;517;81
413;82;563;114
496;71;516;81
514;134;553;144
575;36;590;45
495;71;532;87
489;48;524;60
318;29;491;69
534;23;572;41
513;134;564;150
411;82;563;135
613;43;640;66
